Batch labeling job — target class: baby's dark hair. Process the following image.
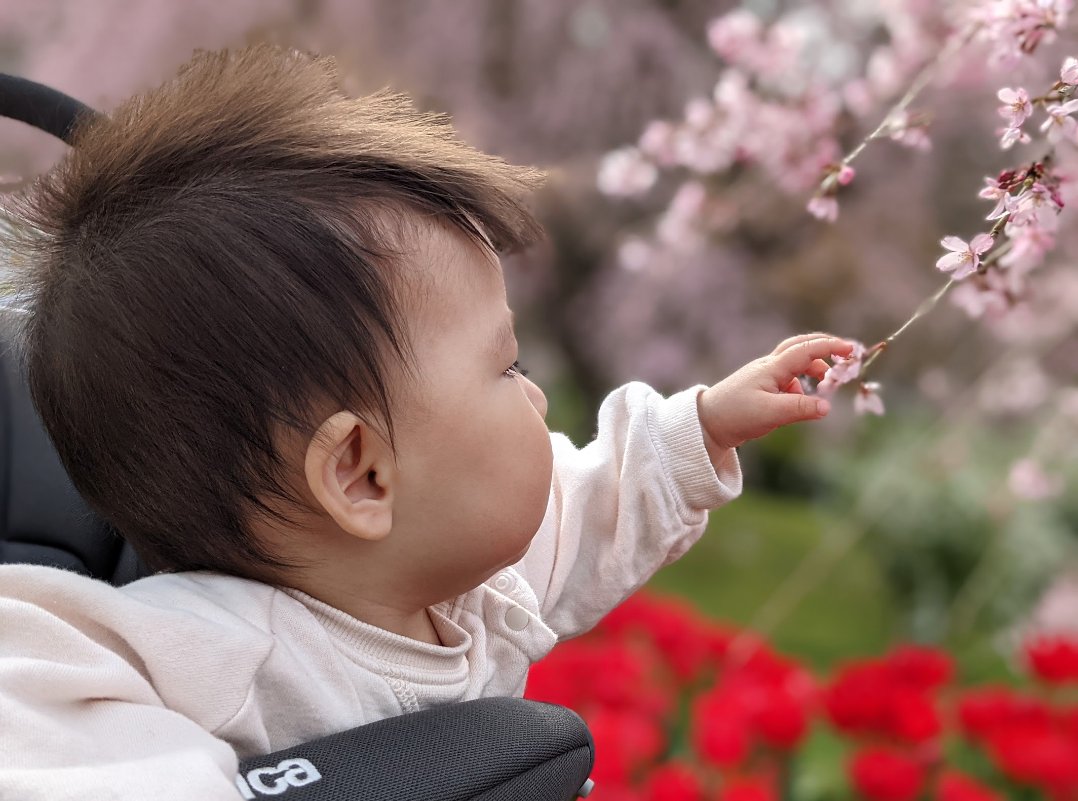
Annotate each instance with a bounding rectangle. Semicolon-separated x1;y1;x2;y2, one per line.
4;44;544;578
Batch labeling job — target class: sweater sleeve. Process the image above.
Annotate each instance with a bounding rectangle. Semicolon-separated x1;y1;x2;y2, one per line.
518;382;742;640
0;567;243;801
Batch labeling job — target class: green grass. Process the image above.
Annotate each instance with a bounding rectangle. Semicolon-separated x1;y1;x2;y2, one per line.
646;490;899;671
645;490;1014;682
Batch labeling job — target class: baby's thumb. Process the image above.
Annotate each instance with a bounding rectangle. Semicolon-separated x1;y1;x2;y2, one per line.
771;392;830;426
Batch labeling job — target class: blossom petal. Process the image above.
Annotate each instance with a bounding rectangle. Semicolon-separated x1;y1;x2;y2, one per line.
1000;127;1023;149
950;257;979;281
936;251;966;272
986;195;1010;219
1062;56;1078;84
807;195;839;222
940;236;967;252
854;385;886;416
969;233;995;254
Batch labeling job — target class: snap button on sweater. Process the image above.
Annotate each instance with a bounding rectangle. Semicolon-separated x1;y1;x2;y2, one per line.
503;606;530;631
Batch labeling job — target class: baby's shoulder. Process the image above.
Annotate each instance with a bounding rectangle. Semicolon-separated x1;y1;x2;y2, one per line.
121;569;280;635
0;564;279;731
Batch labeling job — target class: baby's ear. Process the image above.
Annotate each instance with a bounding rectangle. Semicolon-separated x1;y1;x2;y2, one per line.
304;412;396;541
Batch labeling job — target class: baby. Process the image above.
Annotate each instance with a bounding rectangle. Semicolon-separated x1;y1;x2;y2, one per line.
0;45;851;799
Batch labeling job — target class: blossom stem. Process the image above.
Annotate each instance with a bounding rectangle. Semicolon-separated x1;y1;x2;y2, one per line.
859;239;1014;380
828;24;980;183
857;280;953;377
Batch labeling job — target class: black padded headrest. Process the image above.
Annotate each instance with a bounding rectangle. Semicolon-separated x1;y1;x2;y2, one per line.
0;337;146;584
0;74;147;585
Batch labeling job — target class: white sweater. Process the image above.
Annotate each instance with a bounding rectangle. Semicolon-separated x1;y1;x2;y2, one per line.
0;383;741;800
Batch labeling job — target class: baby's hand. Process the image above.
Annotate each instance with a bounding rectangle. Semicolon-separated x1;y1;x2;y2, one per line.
697;334;855;453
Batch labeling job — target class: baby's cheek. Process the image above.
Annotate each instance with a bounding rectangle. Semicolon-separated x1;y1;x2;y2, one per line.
526;430;555;515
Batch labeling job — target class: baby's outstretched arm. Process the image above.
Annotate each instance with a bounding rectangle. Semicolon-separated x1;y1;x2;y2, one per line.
697;334;854;462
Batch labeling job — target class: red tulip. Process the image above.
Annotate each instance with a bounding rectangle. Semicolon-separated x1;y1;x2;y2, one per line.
849;747;925;801
716;776;777;801
1025;636;1078;684
936;771;1002;801
644;761;704;801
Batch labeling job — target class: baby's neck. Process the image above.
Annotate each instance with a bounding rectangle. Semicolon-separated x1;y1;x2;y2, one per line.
286;576;444;646
387;607;442;646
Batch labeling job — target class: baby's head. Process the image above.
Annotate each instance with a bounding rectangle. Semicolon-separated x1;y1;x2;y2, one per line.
8;45;553;601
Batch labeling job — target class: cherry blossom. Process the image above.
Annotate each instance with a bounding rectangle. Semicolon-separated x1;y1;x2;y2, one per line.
973;0;1074;65
950;270;1013;319
807;195;839;222
817;341;868;400
1039;98;1078;143
978;177;1011;219
1006;182;1062;229
888;111;932;151
1061;56;1078;85
996;125;1030;148
598;147;658;196
706;9;762;65
935;234;994;280
855;383;886;416
997;87;1032;128
999;125;1032;149
1000;224;1055;273
638;120;678;166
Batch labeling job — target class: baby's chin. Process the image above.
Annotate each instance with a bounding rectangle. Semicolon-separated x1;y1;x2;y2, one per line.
509;538;534;565
487;535;536;577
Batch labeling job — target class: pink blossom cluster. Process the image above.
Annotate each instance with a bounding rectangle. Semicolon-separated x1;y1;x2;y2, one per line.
994;59;1078;149
945;59;1078;324
970;0;1074;66
809;0;1075;225
815;47;1078;417
815;341;886;417
598;0;946;232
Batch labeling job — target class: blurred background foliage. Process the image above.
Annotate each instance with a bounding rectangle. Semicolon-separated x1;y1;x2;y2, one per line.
2;0;1076;678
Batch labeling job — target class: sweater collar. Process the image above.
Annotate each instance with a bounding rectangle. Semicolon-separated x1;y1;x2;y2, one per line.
282;589;470;675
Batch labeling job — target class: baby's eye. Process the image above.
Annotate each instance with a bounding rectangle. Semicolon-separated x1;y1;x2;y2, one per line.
504;360;529;378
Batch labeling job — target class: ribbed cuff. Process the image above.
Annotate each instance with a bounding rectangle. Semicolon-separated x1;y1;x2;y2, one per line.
648;385;743;516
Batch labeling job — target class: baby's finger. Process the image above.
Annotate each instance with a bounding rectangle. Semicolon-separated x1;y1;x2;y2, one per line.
771;332;834;355
784;377;804;394
769;391;831;425
774;337;854;380
807;358;830;380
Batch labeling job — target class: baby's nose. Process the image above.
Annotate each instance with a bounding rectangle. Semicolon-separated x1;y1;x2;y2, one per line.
523;377;548;419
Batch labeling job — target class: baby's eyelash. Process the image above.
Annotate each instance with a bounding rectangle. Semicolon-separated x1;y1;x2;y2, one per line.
505;360;529;378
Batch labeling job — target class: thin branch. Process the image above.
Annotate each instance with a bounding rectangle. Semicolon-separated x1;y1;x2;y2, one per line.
859;239;1015;379
820;24;980;193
